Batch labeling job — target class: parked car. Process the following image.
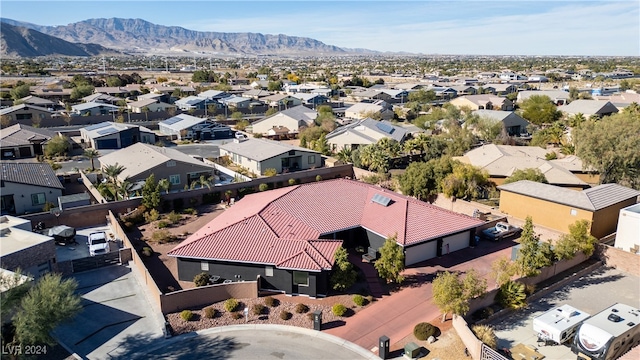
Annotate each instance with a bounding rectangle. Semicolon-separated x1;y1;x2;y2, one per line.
482;222;522;240
88;232;110;256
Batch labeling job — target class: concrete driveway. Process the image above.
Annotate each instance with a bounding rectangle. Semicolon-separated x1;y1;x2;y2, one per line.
54;265;165;359
489;266;640;360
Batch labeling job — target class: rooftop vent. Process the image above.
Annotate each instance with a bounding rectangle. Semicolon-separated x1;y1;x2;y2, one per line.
0;228;11;236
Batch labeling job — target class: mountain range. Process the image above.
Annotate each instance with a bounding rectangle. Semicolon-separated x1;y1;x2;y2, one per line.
1;17;375;57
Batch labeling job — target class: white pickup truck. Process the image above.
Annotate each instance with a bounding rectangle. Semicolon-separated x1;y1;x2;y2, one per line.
481;222;522;241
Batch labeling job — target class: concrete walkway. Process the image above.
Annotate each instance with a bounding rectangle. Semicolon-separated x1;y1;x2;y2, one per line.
349;253;385;298
325;239;515;352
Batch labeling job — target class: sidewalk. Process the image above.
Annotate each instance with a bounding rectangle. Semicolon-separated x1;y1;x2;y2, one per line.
349;253;385;298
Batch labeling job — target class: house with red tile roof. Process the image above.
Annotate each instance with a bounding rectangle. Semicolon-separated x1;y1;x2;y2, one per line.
169;179;483;297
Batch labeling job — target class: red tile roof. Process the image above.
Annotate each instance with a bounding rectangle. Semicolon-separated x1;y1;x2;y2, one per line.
169;179;483;271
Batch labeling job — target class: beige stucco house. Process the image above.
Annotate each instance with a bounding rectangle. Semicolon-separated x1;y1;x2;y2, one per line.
219;138;321;175
250;105;317;136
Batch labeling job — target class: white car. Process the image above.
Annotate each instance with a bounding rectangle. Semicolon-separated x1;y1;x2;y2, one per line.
88;232;110;256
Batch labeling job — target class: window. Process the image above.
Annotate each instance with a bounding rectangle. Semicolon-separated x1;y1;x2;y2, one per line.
288;150;295;156
201;261;209;271
265;266;273;277
31;193;46;206
293;271;309;286
570;209;578;216
169;174;180;185
166;161;176;167
308;155;316;164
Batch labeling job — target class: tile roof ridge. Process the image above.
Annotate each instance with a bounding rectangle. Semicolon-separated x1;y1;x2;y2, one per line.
305;240;336;267
276;248;320;269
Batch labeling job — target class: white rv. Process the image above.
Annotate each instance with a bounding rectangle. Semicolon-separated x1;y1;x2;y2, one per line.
533;304;591;345
572;303;640;360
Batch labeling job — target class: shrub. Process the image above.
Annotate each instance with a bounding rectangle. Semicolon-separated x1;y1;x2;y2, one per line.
295;303;309;314
141;247;153;257
472;325;498;349
264;296;277;307
280;311;292;320
259;183;269;192
204;307;218;319
332;304;347;317
263;168;277;177
353;294;366;306
157;220;168;229
253;133;263;138
183;207;197;215
288;178;297;186
497;280;527;310
166;211;182;224
225;298;239;312
151;230;176;243
144;208;160;223
232;312;243;320
472;307;495;321
180;310;193;321
315;175;322;182
252;304;266;315
413;322;439;341
193;272;211;287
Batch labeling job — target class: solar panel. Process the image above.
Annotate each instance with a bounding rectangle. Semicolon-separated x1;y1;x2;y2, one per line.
85;122;110;131
96;127;119;136
371;193;392;207
375;122;395;134
163;117;183;125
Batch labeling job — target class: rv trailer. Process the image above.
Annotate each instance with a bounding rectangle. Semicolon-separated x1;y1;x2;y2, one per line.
572;303;640;360
533;304;591;345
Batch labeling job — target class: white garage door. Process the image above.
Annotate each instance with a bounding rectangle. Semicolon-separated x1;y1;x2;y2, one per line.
405;240;438;266
442;231;470;255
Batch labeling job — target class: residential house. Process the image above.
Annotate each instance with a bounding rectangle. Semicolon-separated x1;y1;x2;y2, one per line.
0;162;64;215
559;100;619;118
472;110;531;136
137;92;171;104
593;92;640;111
159;114;233;140
220;96;251;109
82;93;121;105
326;118;408;152
614;203;640;254
291;93;328;107
499;72;528;81
1;215;56;278
127;98;176;114
0;124;55;159
251;105;317;136
517;90;571;106
427;86;458;99
549;155;600;185
261;94;303;110
168;179;483;296
483;83;518;96
93;86;133;98
219;138;321;175
98;143;215;191
228;78;250;86
71;102;119;117
197;90;231;101
174;96;207;111
451;86;477;96
449;95;514;111
455;144;589;189
80;122;156;149
250;80;270;89
17;96;57;110
0;104;57;126
344;101;393;120
241;89;271;100
29;87;72;102
498;180;639;238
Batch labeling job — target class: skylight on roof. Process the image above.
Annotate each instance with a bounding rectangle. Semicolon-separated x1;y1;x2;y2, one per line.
371;193;392;207
163;117;182;125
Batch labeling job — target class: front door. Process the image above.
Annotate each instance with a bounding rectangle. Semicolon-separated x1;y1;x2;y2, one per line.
1;194;16;215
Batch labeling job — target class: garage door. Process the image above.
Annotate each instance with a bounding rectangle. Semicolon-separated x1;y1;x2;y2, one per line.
443;231;470;255
405;240;438;266
96;139;119;149
19;146;32;157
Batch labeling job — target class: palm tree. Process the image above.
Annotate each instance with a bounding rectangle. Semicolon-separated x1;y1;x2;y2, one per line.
158;178;170;194
84;148;100;171
103;163;125;185
369;149;391;173
190;175;213;190
96;182;116;201
336;146;352;163
116;180;133;200
142;106;150;121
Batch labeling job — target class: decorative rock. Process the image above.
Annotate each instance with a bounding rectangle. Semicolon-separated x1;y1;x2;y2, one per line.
427;336;436;344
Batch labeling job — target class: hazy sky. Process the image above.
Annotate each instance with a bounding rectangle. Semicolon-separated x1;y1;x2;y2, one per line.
1;1;638;56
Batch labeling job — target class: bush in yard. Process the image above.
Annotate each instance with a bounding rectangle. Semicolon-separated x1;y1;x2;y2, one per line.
166;211;182;224
252;304;266;315
259;183;269;192
280;311;292;320
157;220;168;229
264;296;277;307
232;312;243;320
225;298;239;312
141;247;153;257
353;294;366;306
472;325;498;349
183;208;197;215
332;304;347;317
180;310;193;321
193;272;211;287
295;303;309;314
413;322;439;341
204;307;218;319
496;280;527;310
143;208;160;223
151;230;176;243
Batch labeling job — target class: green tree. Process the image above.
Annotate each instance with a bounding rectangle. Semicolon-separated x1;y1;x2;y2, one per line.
190;174;213;190
442;163;490;200
10;84;30;100
314;132;330;155
106;76;123;87
490;256;517;287
158;178;171;194
432;269;486;322
0;269;31;319
515;217;551;277
141;174;160;210
116;179;133;200
554;220;598;260
374;234;405;284
44;135;70;157
519;95;562;125
70;84;95;100
14;273;82;345
573;111;640;189
330;247;357;291
265;108;278;116
503;169;548;185
103;163;125;185
84;148;100;171
399;157;457;201
475;117;504;143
